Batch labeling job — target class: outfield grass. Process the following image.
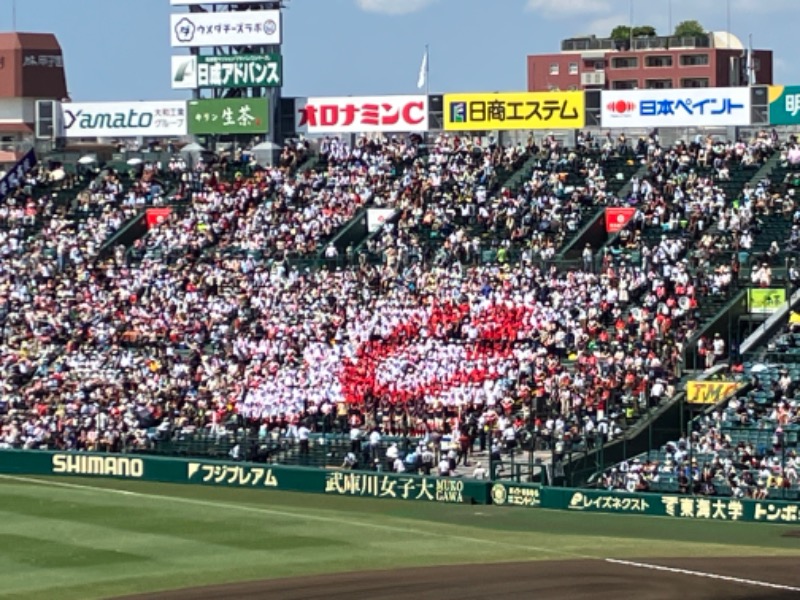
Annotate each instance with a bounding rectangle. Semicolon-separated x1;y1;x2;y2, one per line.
0;474;798;599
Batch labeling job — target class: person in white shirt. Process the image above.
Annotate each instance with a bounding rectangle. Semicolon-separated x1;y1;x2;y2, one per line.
438;457;451;476
712;333;725;365
386;443;399;471
369;428;382;465
472;462;487;480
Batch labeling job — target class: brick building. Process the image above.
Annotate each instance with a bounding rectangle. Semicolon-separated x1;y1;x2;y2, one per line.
527;31;772;92
0;32;68;162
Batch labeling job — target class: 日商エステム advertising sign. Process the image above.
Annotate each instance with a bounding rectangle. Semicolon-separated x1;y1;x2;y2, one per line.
62;101;188;138
171;54;282;90
768;85;800;125
170;10;281;48
297;95;428;133
442;91;585;131
187;98;269;135
601;88;751;128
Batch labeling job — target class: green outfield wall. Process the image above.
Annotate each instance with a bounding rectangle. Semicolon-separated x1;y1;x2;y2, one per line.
1;450;798;525
0;449;489;505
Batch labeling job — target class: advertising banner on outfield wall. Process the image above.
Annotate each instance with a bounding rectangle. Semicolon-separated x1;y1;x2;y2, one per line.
0;450;490;504
601;88;752;128
171;54;282;90
685;380;743;405
768;85;800;125
5;450;800;521
297;95;428;134
442;91;585;131
170;10;281;48
63;101;187;138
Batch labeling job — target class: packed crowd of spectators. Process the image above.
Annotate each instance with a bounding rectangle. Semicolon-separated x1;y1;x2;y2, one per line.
600;370;799;500
362;132;633;267
0;131;784;470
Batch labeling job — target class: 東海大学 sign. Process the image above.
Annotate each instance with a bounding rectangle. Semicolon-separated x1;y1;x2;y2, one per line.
62;101;188;138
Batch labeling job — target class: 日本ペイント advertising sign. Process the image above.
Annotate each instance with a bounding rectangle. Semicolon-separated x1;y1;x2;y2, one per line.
297;95;428;133
442;91;585;131
187;98;269;135
63;101;187;138
768;85;800;125
601;88;751;128
170;10;281;48
171;54;282;90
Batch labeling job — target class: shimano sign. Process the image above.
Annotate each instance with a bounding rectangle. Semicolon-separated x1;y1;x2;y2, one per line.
62;101;188;138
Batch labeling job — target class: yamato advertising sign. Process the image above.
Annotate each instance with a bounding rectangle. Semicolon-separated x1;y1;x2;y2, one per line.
62;101;188;138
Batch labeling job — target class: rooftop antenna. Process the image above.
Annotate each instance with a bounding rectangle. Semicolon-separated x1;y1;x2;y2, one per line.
12;0;16;31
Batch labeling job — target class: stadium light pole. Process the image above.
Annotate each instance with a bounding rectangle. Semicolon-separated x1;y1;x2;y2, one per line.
628;0;634;50
667;0;672;35
726;0;731;49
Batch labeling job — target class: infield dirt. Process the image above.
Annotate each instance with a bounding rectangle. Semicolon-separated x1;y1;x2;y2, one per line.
117;556;800;600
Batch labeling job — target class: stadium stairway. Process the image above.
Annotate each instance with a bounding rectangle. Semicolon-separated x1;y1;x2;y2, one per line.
745;158;800;266
603;154;641;198
560;158;649;260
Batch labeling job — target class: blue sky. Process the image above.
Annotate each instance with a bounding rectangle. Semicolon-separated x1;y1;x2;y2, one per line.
7;0;800;101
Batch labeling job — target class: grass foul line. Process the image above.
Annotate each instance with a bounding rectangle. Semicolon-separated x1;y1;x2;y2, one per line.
605;558;800;593
0;474;592;560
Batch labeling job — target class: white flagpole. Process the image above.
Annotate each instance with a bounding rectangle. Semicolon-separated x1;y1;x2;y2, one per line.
417;45;429;92
425;44;430;96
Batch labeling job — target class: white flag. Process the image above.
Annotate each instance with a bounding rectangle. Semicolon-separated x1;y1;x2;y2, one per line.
417;48;427;89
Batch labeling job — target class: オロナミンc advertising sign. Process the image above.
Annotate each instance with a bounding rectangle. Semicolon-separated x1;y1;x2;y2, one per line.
601;88;751;128
63;101;188;138
297;95;428;134
443;91;585;131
